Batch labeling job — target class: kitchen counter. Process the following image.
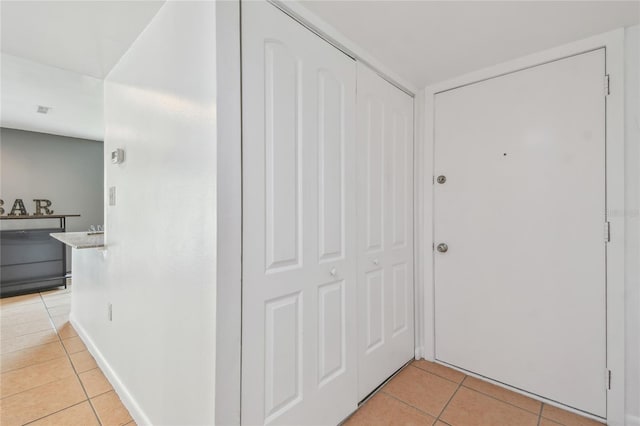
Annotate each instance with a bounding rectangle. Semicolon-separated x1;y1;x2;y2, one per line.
50;232;105;249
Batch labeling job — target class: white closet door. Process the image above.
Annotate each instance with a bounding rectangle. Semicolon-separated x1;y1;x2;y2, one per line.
241;2;357;425
434;49;606;417
356;63;415;400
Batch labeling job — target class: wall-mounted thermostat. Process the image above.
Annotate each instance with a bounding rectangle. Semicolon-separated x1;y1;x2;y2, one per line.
111;149;125;164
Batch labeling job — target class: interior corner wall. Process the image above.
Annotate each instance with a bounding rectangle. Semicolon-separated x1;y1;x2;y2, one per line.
214;1;242;425
0;128;104;270
413;87;428;360
71;2;218;425
624;24;640;426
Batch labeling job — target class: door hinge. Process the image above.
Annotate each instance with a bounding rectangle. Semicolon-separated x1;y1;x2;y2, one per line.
604;74;610;96
607;369;612;390
604;221;611;243
432;175;435;185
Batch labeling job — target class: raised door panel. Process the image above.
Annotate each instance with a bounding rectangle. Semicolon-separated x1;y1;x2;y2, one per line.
318;281;346;386
242;2;357;425
391;111;409;249
365;269;385;353
318;70;345;263
264;292;303;422
364;96;385;253
265;42;302;272
391;263;408;337
356;63;414;400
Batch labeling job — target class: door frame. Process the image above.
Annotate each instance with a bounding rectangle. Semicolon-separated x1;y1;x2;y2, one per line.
416;29;626;424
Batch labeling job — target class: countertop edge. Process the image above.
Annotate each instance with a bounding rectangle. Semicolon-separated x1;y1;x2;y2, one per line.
50;232;105;250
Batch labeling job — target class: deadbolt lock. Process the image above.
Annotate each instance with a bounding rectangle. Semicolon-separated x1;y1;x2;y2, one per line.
436;243;448;253
437;175;446;184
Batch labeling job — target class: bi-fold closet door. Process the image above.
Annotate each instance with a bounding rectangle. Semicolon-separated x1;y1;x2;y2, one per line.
355;64;415;401
241;2;414;424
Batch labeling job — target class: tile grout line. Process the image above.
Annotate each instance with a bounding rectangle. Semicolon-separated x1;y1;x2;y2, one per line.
411;362;463;386
0;347;68;375
0;297;63;399
82;383;113;400
1;296;57;346
340;361;417;425
41;291;60;336
416;363;597;425
377;364;464;420
1;322;59;341
379;388;440;419
458;382;542;416
0;362;75;401
21;400;89;426
350;362;599;426
38;288;104;426
0;295;66;374
434;375;465;423
0;292;79;425
418;362;543;417
537;401;544;426
383;364;540;423
0;336;60;357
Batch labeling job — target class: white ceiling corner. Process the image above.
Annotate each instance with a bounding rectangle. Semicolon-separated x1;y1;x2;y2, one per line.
300;1;640;87
0;0;165;79
0;1;165;141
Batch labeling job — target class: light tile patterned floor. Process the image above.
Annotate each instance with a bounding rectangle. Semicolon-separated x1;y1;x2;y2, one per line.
1;286;605;426
0;285;135;426
344;360;605;426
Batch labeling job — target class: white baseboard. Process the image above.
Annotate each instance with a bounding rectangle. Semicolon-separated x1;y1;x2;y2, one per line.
627;414;640;426
68;313;640;426
70;314;151;426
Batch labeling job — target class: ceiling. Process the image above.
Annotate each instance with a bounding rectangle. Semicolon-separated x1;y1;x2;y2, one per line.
0;1;164;141
300;1;640;88
1;54;104;141
1;1;165;79
0;1;637;141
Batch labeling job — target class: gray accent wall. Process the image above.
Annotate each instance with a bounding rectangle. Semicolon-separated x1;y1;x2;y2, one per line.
0;127;104;271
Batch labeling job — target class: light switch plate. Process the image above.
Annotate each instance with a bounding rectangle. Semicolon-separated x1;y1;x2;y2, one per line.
109;187;116;206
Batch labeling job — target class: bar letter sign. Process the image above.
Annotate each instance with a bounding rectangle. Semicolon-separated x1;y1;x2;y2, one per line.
0;199;55;216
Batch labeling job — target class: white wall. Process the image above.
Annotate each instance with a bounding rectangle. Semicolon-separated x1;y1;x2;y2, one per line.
0;128;104;269
70;2;217;425
624;24;640;426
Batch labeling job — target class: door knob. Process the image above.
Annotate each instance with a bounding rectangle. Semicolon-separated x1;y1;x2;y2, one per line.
372;259;379;266
330;268;337;277
436;243;448;253
437;175;446;184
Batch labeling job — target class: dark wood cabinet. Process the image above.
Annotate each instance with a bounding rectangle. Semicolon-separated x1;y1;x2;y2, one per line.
0;215;79;297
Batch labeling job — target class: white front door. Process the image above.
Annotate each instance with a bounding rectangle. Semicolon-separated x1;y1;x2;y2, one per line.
434;49;607;417
241;2;357;424
356;63;415;400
